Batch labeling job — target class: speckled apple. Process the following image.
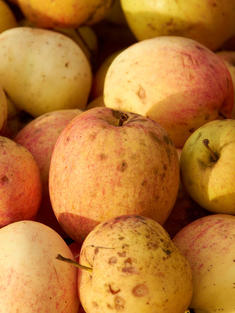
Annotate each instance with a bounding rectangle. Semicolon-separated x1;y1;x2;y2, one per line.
78;215;193;313
49;107;180;243
0;136;42;228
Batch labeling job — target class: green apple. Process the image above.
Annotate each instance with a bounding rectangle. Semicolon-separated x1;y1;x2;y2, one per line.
180;119;235;214
120;0;235;51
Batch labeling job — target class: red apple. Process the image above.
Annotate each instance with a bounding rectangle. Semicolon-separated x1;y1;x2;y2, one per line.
14;109;82;235
49;107;180;243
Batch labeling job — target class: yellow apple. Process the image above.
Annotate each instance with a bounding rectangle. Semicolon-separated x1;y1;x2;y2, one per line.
17;0;113;28
0;0;17;33
104;36;234;148
0;27;92;117
78;215;193;313
120;0;235;51
180;119;235;214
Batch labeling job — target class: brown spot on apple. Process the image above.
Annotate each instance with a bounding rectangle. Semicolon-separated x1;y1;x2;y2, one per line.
132;284;149;297
109;284;120;294
136;85;146;100
117;161;128;172
99;153;107;160
114;296;125;310
117;251;126;257
108;256;117;264
0;175;8;184
92;301;98;307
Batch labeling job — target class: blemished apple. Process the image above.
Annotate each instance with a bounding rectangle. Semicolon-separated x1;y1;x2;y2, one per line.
104;36;234;148
78;215;193;313
216;50;235;118
14;109;82;236
0;136;42;228
180;119;235;214
49;107;180;243
173;214;235;313
0;220;79;313
120;0;235;51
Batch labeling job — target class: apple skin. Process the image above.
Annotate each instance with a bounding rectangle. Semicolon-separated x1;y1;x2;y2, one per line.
0;220;79;313
0;136;42;228
17;0;113;28
180;119;235;214
216;51;235;118
173;214;235;313
78;215;193;313
120;0;235;51
104;36;234;148
49;107;180;243
14;109;82;236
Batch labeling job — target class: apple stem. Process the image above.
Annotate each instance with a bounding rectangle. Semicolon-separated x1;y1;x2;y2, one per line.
203;139;218;162
118;113;129;126
56;254;93;272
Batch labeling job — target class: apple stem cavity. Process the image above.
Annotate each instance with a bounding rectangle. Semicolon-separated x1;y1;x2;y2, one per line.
56;254;93;272
118;112;129;126
203;139;219;162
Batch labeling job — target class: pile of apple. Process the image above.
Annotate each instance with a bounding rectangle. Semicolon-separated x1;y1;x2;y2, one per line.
0;0;235;313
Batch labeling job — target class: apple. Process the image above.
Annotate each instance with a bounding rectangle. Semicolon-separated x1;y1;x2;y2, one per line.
0;136;41;228
173;214;235;313
0;220;79;312
216;50;235;118
0;0;17;33
14;109;82;236
91;49;122;99
17;0;114;28
49;107;180;243
0;27;92;117
104;36;234;148
180;119;235;214
120;0;235;51
78;215;193;313
86;96;105;110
